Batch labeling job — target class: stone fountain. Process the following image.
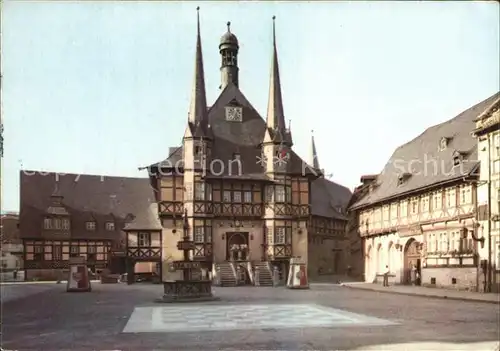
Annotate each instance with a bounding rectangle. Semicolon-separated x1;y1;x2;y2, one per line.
157;209;218;303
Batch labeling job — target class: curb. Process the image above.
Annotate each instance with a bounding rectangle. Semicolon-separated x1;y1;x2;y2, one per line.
341;284;500;305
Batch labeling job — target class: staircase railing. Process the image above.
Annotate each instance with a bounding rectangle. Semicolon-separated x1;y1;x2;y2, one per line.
246;261;255;285
229;262;237;283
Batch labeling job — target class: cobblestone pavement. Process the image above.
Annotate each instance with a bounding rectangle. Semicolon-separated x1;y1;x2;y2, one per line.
1;282;61;303
2;283;499;350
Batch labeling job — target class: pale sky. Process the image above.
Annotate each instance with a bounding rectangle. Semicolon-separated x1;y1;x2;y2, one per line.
1;1;499;212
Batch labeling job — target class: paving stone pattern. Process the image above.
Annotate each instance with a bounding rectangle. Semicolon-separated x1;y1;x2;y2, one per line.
123;303;397;333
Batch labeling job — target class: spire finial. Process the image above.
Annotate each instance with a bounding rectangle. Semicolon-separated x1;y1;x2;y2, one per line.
310;131;320;169
272;16;276;42
227;21;231;32
196;7;200;33
187;4;208;129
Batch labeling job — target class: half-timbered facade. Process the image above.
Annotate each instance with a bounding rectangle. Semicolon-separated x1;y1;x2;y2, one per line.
142;14;352;284
18;14;352;284
19;172;158;281
349;92;500;291
473;95;500;292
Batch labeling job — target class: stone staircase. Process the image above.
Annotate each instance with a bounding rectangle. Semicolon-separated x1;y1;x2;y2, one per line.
216;262;237;287
253;261;273;286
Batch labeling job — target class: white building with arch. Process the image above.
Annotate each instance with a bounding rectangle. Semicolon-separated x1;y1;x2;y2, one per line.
350;92;499;291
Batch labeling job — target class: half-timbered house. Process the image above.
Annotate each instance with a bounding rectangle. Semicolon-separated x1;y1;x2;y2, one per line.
473;94;500;292
19;172;159;281
19;13;352;284
349;92;500;290
141;13;352;285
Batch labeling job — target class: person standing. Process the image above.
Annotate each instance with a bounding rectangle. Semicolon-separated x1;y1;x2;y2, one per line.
383;265;390;287
411;264;417;285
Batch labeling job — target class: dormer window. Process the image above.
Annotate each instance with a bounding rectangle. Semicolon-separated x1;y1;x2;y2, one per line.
105;222;115;231
62;219;70;230
86;221;96;231
397;173;412;186
43;218;52;229
452;150;467;167
125;213;135;223
439;137;450;151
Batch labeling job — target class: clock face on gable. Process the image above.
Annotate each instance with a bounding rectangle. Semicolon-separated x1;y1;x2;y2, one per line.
225;106;243;122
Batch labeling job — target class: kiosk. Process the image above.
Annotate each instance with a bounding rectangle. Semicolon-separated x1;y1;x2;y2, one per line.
67;257;92;292
286;257;309;289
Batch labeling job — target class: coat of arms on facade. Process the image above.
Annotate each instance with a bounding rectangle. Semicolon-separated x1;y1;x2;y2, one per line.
274;142;290;167
72;272;82;282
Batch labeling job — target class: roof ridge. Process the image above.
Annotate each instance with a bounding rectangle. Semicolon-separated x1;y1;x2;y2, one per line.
392;91;500;152
20;170;147;181
350;92;498;210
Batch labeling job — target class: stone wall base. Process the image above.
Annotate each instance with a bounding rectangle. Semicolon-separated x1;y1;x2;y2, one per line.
421;267;478;291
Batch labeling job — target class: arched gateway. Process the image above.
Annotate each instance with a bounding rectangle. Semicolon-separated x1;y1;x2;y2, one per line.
403;238;421;285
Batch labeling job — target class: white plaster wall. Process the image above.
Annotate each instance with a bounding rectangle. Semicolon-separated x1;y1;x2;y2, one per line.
0;244;22;270
364;233;419;283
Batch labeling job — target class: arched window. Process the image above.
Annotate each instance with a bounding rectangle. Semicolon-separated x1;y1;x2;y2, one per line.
376;244;383;273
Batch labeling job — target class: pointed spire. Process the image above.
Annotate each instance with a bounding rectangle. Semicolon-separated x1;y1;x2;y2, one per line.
188;7;208;128
310;130;320;169
266;16;287;135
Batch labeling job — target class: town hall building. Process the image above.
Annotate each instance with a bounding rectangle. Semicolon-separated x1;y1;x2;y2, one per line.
19;12;353;284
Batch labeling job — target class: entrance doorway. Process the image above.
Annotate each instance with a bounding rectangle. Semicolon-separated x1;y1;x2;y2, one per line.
226;232;249;261
404;239;421;285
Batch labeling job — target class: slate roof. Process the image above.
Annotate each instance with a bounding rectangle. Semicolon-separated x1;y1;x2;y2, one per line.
145;83;314;178
350;92;500;210
19;171;160;240
311;177;352;220
124;203;162;231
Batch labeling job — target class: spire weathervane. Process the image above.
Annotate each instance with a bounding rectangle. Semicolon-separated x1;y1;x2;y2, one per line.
227;21;231;32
